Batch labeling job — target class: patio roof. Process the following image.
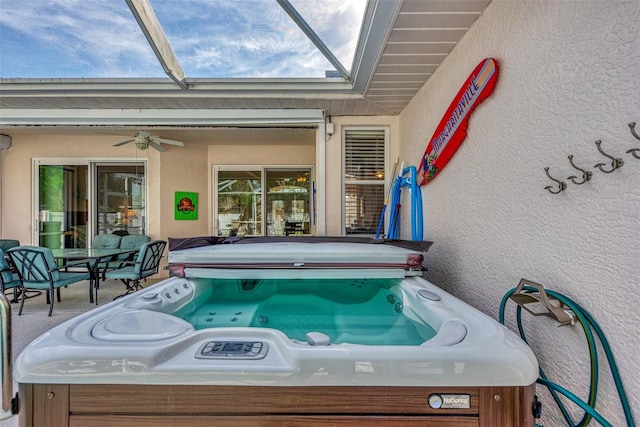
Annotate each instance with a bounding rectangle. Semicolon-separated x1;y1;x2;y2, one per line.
0;0;492;122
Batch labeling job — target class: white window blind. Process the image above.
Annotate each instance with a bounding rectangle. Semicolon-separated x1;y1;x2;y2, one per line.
344;129;386;236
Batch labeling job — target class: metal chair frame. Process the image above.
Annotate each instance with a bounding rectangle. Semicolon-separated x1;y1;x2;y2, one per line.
0;248;21;302
105;240;166;299
8;246;92;316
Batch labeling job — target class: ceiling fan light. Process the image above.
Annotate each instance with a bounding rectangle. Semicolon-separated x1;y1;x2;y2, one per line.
115;131;183;151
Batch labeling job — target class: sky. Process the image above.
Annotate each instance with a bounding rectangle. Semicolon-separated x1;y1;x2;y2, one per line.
0;0;367;79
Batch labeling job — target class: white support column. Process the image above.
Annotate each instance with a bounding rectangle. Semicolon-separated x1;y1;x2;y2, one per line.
0;152;3;237
0;135;12;236
315;122;326;236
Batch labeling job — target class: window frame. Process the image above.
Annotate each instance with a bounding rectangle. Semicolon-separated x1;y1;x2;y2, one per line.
31;157;147;246
212;165;315;237
93;161;147;237
341;127;389;237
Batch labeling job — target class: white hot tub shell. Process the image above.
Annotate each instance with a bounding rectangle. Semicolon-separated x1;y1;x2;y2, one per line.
15;237;539;426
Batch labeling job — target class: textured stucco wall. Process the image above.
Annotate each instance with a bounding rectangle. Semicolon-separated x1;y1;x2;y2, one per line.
0;134;153;244
399;1;639;425
0;129;315;247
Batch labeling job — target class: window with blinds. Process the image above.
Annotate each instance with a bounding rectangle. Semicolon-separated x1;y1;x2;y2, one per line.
344;128;386;236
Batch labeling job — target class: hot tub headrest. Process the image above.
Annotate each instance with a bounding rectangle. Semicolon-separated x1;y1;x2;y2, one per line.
421;320;467;347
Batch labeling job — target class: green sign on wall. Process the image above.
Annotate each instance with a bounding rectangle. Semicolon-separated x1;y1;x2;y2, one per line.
175;191;198;220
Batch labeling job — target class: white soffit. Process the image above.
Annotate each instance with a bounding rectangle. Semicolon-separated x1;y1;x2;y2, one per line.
0;109;326;126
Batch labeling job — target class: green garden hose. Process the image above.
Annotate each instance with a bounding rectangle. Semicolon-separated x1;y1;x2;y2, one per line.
499;285;635;427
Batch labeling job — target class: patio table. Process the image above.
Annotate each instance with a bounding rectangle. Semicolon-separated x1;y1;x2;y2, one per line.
52;248;137;304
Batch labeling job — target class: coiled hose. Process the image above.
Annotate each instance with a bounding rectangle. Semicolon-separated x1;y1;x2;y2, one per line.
499;286;635;427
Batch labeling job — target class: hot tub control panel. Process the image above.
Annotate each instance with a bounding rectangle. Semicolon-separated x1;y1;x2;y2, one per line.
195;341;268;360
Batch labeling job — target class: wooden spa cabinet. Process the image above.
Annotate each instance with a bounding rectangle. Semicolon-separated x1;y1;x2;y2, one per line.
18;383;535;427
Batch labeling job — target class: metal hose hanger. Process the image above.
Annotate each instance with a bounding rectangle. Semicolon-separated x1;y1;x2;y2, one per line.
499;279;636;427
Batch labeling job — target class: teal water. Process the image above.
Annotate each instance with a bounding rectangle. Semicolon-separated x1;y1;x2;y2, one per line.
175;278;436;345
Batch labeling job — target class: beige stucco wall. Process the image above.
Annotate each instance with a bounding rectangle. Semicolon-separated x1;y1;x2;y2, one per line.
1;128;328;276
1;121;404;279
0;129;318;242
157;139;209;241
0;133;152;244
398;1;639;425
205;128;317;236
0;129;320;277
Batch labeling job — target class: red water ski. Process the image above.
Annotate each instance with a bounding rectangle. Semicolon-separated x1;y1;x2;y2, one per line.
418;58;499;186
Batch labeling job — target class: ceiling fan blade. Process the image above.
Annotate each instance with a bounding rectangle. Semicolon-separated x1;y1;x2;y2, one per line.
153;137;184;147
148;140;166;152
113;139;135;146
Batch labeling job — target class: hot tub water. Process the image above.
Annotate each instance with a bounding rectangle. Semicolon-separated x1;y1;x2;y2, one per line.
175;277;437;345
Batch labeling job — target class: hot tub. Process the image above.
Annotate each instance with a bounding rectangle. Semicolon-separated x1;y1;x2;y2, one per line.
15;237;538;426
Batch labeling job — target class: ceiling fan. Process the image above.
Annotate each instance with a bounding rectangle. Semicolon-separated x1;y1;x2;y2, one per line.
113;131;184;152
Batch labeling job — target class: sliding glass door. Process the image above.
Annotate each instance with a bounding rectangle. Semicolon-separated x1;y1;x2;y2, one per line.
38;164;88;248
95;164;145;236
35;160;145;248
265;169;311;236
217;169;262;237
215;167;313;237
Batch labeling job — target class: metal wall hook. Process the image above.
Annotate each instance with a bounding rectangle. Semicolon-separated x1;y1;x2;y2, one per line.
594;140;624;173
627;148;640;159
627;123;640;159
630;122;640;141
567;155;592;185
544;167;567;194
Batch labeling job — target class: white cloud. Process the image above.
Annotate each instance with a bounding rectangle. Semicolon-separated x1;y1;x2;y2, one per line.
0;0;366;78
0;0;161;77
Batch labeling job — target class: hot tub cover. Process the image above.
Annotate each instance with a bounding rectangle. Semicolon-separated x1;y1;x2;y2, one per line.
169;236;433;252
168;236;432;269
